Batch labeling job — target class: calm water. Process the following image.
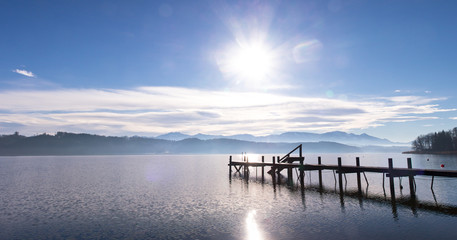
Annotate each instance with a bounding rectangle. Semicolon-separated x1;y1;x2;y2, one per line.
1;154;457;240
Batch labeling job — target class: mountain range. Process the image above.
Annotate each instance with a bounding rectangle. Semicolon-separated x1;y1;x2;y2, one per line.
0;132;409;156
156;131;404;146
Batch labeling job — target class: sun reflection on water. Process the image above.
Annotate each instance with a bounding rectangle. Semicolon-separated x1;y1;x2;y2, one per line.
246;210;263;240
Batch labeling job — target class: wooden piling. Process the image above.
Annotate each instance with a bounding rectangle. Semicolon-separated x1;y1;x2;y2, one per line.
407;158;415;197
300;157;305;190
229;156;232;180
277;156;281;184
338;157;343;194
242;154;245;175
244;155;249;180
261;156;265;182
356;157;362;194
287;165;293;186
272;156;276;185
388;158;396;199
318;156;323;189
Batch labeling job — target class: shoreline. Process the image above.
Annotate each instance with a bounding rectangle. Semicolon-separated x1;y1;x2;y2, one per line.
402;151;457;155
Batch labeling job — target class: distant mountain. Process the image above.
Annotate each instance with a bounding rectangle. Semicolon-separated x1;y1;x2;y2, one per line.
156;132;190;141
155;131;399;146
193;133;218;140
0;132;406;156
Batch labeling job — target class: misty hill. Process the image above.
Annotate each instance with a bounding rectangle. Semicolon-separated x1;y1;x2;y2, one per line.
0;132;169;155
156;131;398;146
0;132;388;156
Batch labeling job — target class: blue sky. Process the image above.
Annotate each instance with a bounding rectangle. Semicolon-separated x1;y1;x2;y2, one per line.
1;0;456;142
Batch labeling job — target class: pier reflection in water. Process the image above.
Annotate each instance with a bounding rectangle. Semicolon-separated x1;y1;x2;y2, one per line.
231;162;457;219
235;178;457;219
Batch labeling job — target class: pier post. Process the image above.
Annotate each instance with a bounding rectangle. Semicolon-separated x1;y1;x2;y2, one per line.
338;157;343;194
388;158;396;199
300;157;305;190
272;156;276;185
244;156;249;180
388;158;398;217
242;154;245;176
356;157;362;195
407;158;415;198
261;156;265;182
229;156;232;180
277;156;281;185
318;156;323;189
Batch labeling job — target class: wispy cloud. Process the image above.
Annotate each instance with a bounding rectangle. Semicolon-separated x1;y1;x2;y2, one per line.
12;69;35;78
0;86;454;136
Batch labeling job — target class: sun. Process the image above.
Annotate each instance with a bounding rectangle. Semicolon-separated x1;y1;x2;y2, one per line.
217;40;278;86
228;43;274;80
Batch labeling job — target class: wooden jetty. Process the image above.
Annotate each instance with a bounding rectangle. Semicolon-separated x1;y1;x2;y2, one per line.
228;144;457;199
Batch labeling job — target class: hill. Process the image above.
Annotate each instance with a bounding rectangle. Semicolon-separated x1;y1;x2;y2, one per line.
0;132;392;156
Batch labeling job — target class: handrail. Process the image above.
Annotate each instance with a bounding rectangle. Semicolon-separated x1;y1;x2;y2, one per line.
279;144;302;162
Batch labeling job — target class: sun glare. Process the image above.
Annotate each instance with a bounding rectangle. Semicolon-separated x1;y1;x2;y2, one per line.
217;40;278;87
246;210;262;240
230;44;273;79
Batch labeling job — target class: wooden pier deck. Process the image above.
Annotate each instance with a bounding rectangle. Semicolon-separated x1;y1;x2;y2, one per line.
228;144;457;200
229;161;457;178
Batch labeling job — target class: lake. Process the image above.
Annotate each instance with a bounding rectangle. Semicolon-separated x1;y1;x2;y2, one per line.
1;153;457;239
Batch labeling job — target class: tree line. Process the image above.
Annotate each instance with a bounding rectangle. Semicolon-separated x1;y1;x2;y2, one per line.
412;127;457;152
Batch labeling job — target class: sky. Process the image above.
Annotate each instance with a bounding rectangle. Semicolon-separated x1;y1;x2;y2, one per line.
0;0;456;143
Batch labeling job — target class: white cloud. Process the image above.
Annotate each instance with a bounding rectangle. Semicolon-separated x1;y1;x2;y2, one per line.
12;69;35;78
0;87;454;136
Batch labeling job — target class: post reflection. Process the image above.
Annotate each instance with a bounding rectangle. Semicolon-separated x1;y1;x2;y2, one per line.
246;210;263;240
231;165;457;221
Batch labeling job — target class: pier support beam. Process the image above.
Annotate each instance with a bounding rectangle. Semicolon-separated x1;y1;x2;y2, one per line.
272;156;276;186
300;157;305;190
229;156;232;181
388;158;398;218
407;158;415;198
318;156;323;190
277;156;281;185
244;156;249;181
338;157;343;194
261;156;265;182
388;158;396;199
338;157;345;208
356;157;362;195
287;166;293;186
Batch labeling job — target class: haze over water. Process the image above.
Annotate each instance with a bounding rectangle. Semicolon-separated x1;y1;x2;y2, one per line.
1;154;457;239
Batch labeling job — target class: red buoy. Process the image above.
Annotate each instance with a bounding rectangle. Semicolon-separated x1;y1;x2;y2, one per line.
441;164;445;168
